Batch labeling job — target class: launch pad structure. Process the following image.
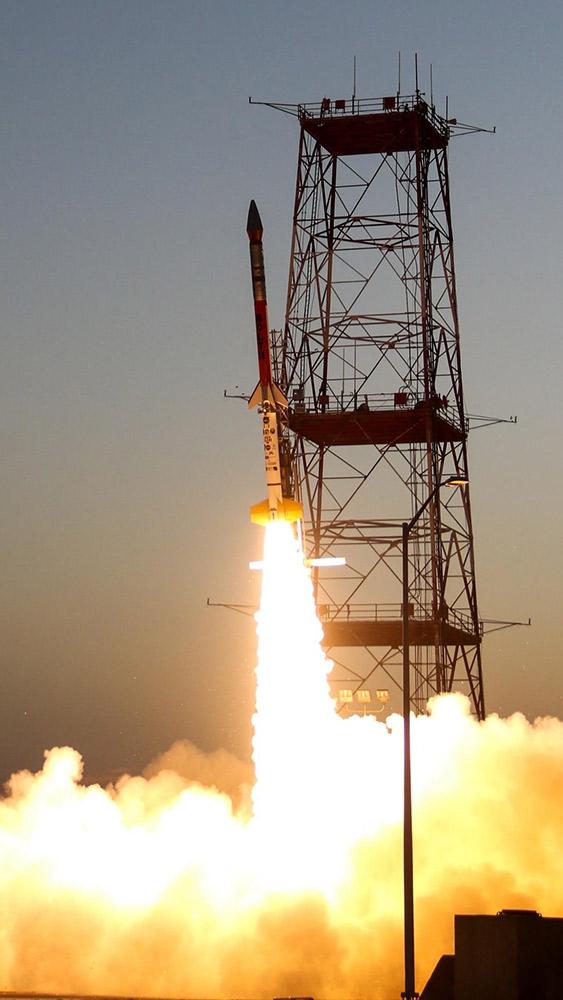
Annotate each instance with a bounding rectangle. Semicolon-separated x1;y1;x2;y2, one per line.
255;89;487;719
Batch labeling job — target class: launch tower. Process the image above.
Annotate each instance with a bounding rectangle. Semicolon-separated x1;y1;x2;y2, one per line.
263;91;485;718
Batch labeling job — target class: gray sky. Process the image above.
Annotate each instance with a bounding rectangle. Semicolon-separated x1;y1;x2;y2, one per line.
1;0;562;783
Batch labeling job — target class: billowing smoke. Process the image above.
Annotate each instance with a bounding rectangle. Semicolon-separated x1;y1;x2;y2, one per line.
0;523;561;999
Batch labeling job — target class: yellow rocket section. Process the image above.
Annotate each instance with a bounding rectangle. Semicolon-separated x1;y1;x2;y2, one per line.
250;496;303;526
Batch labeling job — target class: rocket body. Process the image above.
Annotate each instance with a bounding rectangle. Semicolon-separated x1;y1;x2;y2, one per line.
247;200;302;526
247;202;274;393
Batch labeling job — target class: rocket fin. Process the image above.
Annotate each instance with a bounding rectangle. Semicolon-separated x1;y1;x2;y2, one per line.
250;499;271;525
250;497;303;525
248;381;288;410
278;497;303;522
248;382;262;409
272;382;289;408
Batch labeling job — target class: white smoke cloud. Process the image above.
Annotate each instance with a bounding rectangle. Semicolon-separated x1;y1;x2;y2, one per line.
0;696;562;998
1;526;560;998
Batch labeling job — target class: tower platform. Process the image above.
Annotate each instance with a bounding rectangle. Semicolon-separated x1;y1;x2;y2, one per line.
318;604;481;649
289;403;465;447
299;96;449;156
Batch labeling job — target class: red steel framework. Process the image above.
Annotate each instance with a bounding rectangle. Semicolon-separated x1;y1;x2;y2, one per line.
263;91;485;718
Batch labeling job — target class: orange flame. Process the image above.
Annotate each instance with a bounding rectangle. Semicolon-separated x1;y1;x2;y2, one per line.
0;523;562;998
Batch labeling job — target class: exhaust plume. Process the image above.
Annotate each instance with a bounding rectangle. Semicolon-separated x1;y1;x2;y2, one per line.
0;522;561;998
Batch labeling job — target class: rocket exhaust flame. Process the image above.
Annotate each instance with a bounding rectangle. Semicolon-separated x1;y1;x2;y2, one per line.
0;524;562;998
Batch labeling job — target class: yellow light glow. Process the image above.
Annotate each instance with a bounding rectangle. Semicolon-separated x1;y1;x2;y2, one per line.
357;689;372;703
0;521;561;1000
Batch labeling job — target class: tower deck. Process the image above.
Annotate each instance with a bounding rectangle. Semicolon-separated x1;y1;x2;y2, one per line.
300;101;448;156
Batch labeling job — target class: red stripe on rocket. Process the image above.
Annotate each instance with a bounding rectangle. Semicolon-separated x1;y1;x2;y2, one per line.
247;200;287;411
246;200;302;525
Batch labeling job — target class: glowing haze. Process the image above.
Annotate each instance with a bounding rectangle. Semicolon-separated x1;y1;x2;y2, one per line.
1;522;562;998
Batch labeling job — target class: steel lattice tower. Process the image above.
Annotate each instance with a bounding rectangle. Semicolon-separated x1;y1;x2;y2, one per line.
266;91;485;718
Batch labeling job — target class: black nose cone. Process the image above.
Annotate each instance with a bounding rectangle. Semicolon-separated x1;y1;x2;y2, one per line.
247;199;263;235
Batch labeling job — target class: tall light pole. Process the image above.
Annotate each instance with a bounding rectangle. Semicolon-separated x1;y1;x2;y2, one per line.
401;474;469;1000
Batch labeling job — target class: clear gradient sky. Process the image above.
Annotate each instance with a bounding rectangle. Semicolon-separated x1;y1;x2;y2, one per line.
1;0;562;784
